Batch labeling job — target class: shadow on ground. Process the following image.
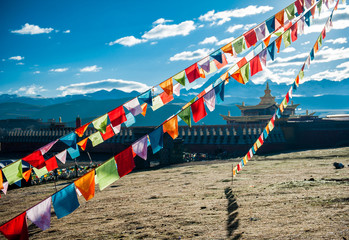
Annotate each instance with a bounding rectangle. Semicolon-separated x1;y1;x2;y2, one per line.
225;184;241;239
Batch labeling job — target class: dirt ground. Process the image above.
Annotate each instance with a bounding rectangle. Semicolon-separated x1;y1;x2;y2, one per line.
1;147;348;239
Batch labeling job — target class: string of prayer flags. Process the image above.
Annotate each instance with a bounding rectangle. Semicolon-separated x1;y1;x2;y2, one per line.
124;98;142;117
151;95;164;111
33;166;48;178
132;136;148;160
203;89;216;112
185;63;200;83
26;197;52;231
305;10;312;26
89;131;104;147
191;97;207;123
39;139;58;155
108;106;127;127
60;132;77;148
2;160;22;185
45;156;58;172
250;55;263;76
100;125;115;141
114;146;135;178
159;78;173;96
74;170;95;201
198;57;210;73
92;114;108;134
141;103;148;116
291;22;298;42
138;90;152;105
163;116;179;139
67;145;80;159
244;29;258;48
173;70;186;86
77;138;88;151
22;150;45;169
178;107;192;127
75;122;90;137
52;183;80;219
0;212;29;240
22;168;32;182
149;126;164;154
124;112;136;127
96;157;119;190
214;81;225;104
56;150;67;164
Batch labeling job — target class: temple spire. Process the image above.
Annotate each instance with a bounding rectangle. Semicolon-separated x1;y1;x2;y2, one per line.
259;81;276;105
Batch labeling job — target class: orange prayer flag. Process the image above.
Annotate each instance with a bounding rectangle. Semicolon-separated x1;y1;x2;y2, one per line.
311;5;316;17
237;57;247;68
275;36;282;53
22;168;32;182
159;78;173;96
314;41;319;53
141;103;147;116
275;9;284;30
197;90;206;99
220;72;229;81
295;75;300;86
77;138;89;151
160;91;174;104
231;69;245;84
221;43;234;55
74;170;95;201
75;122;90;137
199;68;206;78
263;35;271;47
163;116;178;139
280;102;284;112
101;125;115;141
266;125;270;134
0;170;3;190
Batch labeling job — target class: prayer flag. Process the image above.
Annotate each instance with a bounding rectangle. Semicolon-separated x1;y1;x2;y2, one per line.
241;63;250;84
275;36;282;53
199;68;206;78
266;16;275;33
213;53;228;69
244;29;257;48
237;163;241;172
96;158;119;190
314;41;319;53
198;57;210;73
39;139;58;155
203;89;216;112
204;61;218;75
114;147;135;178
0;170;3;190
52;183;80;219
255;23;266;41
2;182;8;195
160;91;174;105
191;98;207;123
221;43;234;55
276;108;281;119
293;81;298;90
2;160;22;185
159;78;173;96
263;35;271;47
310;5;316;17
233;36;245;54
317;0;322;14
151;95;164;111
27;197;51;231
77;138;88;151
231;69;245;84
124;98;142;117
141;103;148;116
250;55;263;76
138;90;152;105
92;114;108;134
45;156;58;172
215;81;225;104
67;145;80;159
267;41;275;61
0;212;28;240
304;0;312;9
33;166;48;178
259;49;268;67
310;48;314;61
298;17;305;35
74;170;95;201
89;131;104;147
256;139;262;148
108;106;127;127
124;112;136;127
291;22;298;42
321;29;326;40
101;125;115;141
112;124;121;135
243;156;247;165
56;150;67;164
173;83;181;96
22;168;32;182
178;107;192;127
283;29;291;48
237;57;247;68
173;70;186;86
305;11;311;26
132;136;148;160
295;0;304;15
275;9;285;30
60;132;77;148
22;150;45;169
263;129;268;140
75;122;90;137
299;69;304;79
149;126;163;154
163;116;179;139
286;3;295;20
318;35;322;47
210;50;223;64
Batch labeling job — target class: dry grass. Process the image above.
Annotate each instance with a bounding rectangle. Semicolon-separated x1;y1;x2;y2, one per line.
1;147;349;239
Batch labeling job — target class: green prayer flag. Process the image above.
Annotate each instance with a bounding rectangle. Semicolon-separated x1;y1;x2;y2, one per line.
89;131;104;147
96;157;120;190
178;107;191;127
283;29;291;48
92;114;108;134
318;35;322;47
241;63;250;84
282;98;288;107
33;166;49;178
317;0;322;15
285;4;295;20
299;70;304;80
233;36;245;54
2;160;23;185
274;31;282;37
173;71;186;86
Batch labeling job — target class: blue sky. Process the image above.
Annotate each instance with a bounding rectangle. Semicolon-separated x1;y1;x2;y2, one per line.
0;0;348;97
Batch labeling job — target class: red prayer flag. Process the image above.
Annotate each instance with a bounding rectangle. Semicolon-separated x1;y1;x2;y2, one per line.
275;36;282;53
191;98;207;123
75;122;90;137
243;29;257;48
285;92;290;103
77;138;88;151
160;91;174;105
22;150;45;169
45;156;58;172
101;125;115;141
291;22;298;42
231;70;245;84
247;151;251;160
295;0;304;15
237;57;247;68
108;106;127;127
22;169;32;182
321;29;326;39
114;146;135;178
237;163;241;172
185;63;200;83
213;53;228;69
0;212;29;240
250;55;263;77
259;135;264;145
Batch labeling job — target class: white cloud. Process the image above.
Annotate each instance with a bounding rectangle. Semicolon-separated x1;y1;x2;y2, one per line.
216;36;235;46
326;37;347;44
303;61;349;82
16;62;24;65
33;71;40;74
11;23;53;35
199;36;218;45
169;48;213;61
282;47;296;53
226;24;244;33
244;23;257;30
304;19;349;34
14;85;47;95
199;5;273;25
301;41;310;45
57;79;150;96
108;36;147;46
153;18;173;25
50;68;69;72
9;56;24;61
63;30;71;33
250;67;294;85
142;20;196;40
80;65;102;72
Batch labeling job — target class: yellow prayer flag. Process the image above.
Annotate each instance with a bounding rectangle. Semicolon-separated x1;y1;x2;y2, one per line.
159;78;173;96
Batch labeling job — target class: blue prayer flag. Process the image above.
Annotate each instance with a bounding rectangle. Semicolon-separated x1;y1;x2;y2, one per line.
14;180;21;187
149;126;163;154
252;147;256;155
293;82;297;90
241;159;244;167
138;90;152;105
267;42;275;61
60;132;77;148
305;11;311;26
210;50;223;64
263;129;268;140
214;82;225;104
310;49;314;61
52;183;80;219
67;144;80;159
124;113;136;127
265;16;275;33
276;108;281;119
